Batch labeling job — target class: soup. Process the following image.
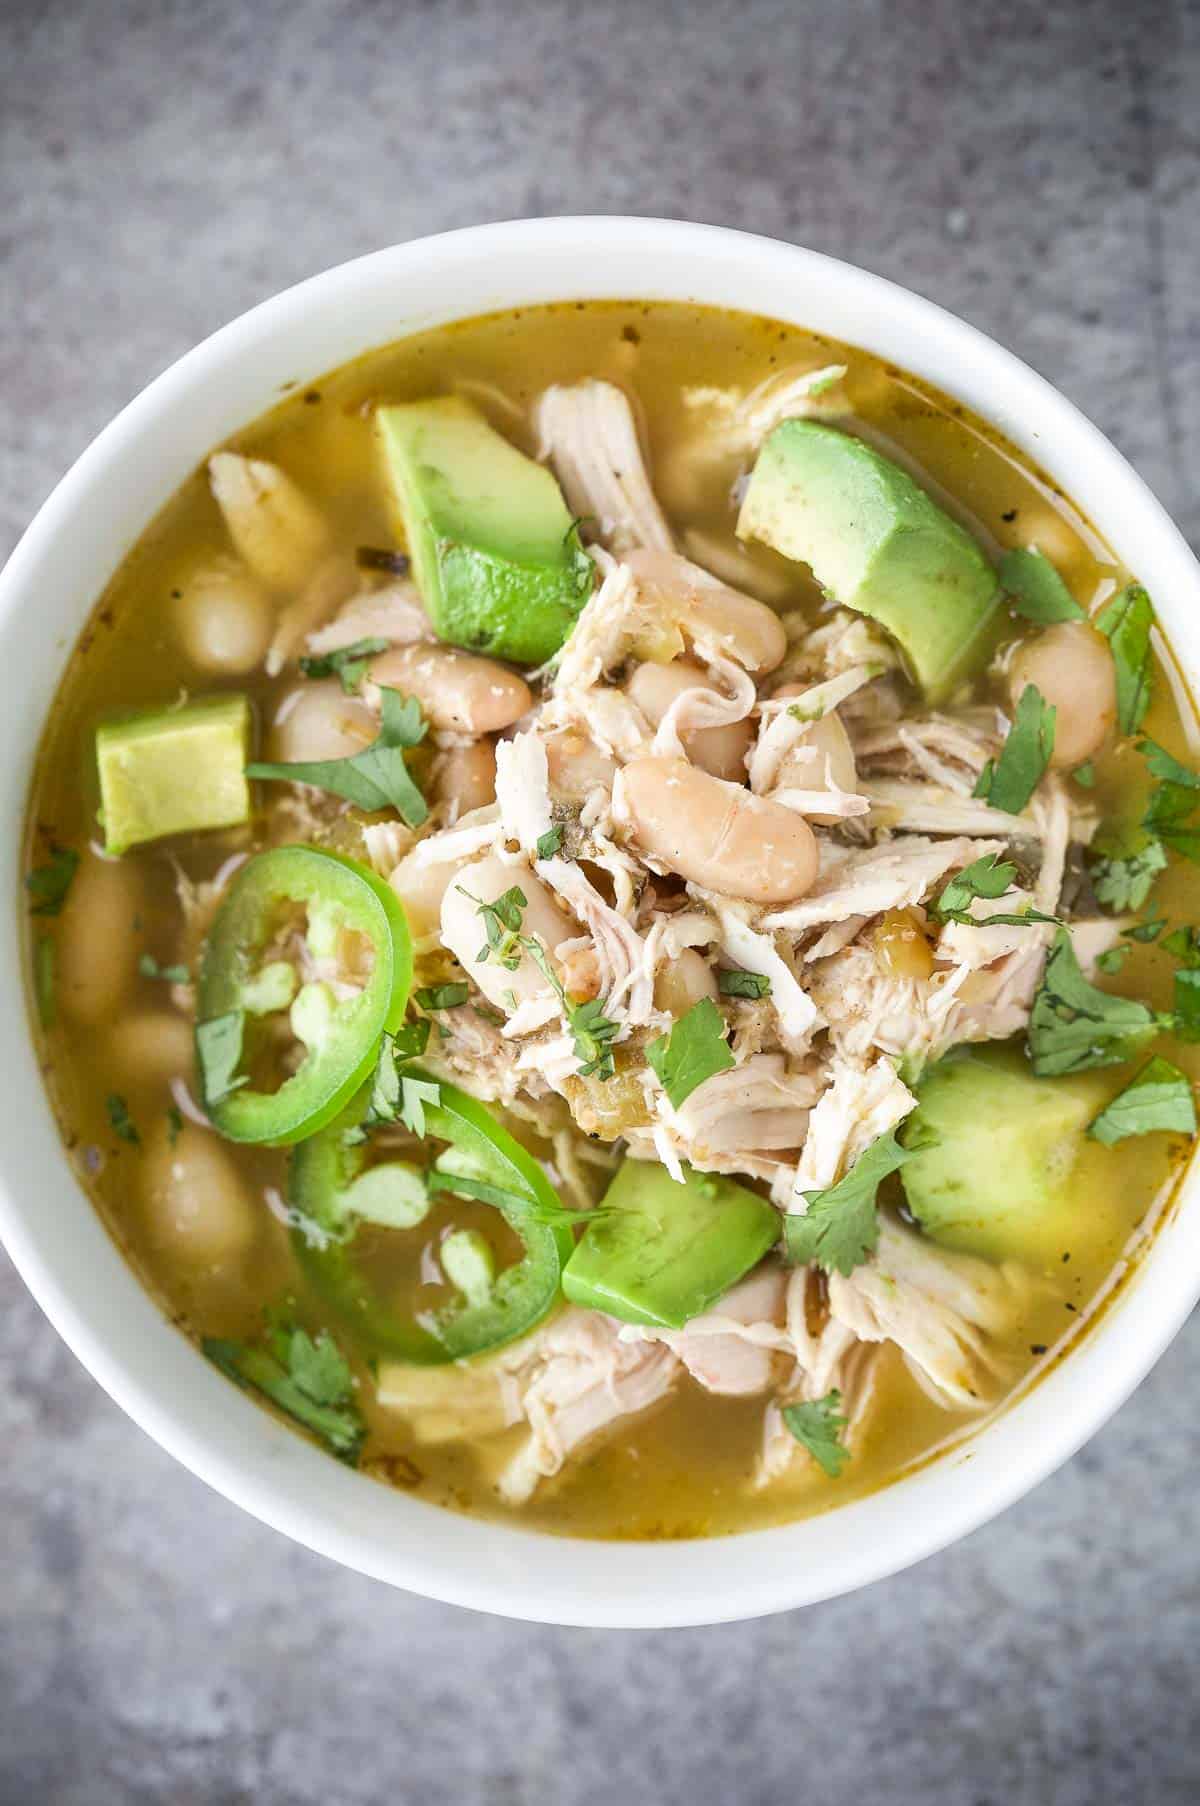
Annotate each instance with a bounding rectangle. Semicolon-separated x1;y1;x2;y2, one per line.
23;301;1200;1540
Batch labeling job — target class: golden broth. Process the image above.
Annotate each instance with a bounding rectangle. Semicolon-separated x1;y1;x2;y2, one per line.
23;301;1199;1539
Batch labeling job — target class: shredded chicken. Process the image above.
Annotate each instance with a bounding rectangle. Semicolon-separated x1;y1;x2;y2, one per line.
536;380;674;557
304;579;430;655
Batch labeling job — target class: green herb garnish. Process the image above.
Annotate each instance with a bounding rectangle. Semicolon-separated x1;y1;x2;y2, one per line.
1087;1056;1196;1145
784;1130;913;1276
298;636;390;695
1173;970;1200;1043
645;996;736;1109
139;953;190;984
535;826;563;860
718;968;772;1000
522;936;621;1080
106;1093;140;1145
248;686;428;827
781;1391;851;1477
1090;830;1168;912
1162;926;1200;966
1096;584;1154;734
458;885;527;971
972;684;1056;814
195;1009;247;1106
25;846;79;917
1027;928;1164;1077
1125;916;1166;944
415;982;470;1012
1096;945;1130;975
932;853;1057;928
399;1075;440;1138
204;1323;364;1462
1073;762;1096;788
1000;547;1085;624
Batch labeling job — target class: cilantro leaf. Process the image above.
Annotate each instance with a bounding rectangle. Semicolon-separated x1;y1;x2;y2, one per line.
781;1391;851;1477
535;826;563;860
195;1009;247;1106
299;636;390;695
1162;926;1200;967
25;845;79;917
1089;830;1168;912
1087;1056;1197;1145
1073;762;1096;788
248;686;428;827
1125;916;1166;944
204;1324;364;1462
1000;547;1085;624
645;996;735;1109
932;852;1057;929
1173;969;1200;1042
1027;927;1163;1076
522;935;621;1079
1096;584;1154;734
459;884;527;970
718;969;773;1000
139;953;190;984
972;684;1056;813
106;1093;140;1145
784;1130;913;1275
415;982;470;1012
1139;738;1200;790
1096;945;1130;975
399;1075;440;1137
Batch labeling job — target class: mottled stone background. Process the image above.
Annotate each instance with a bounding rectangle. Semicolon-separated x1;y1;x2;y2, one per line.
2;2;1198;1801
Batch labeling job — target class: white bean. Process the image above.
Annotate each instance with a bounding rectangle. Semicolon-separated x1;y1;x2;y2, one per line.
439;854;575;1014
618;757;818;903
57;852;143;1025
271;681;375;762
369;645;531;735
772;684;859;824
389;853;459;939
176;558;273;674
141;1118;256;1267
625;659;754;782
208;453;328;593
435;739;497;815
625;549;787;673
1009;622;1117;768
653;947;718;1015
544;729;619;803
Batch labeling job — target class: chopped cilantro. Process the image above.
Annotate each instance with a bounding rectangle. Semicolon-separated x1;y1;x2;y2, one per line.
645;996;735;1109
391;1019;431;1060
298;636;390;695
139;953;190;984
1027;927;1163;1077
204;1322;364;1462
415;982;470;1012
399;1075;440;1138
1162;926;1200;966
1073;762;1096;788
25;845;79;917
522;936;620;1080
932;853;1057;928
1138;738;1200;790
1000;547;1085;624
781;1391;851;1478
1096;945;1130;975
1087;1056;1196;1145
1089;830;1168;912
195;1009;247;1106
972;684;1055;813
784;1130;913;1275
718;968;772;1000
535;826;563;860
1125;916;1166;944
106;1093;139;1145
459;884;527;971
1173;969;1200;1043
1096;584;1154;734
248;686;428;827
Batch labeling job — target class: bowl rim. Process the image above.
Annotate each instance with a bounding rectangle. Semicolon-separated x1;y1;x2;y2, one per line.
3;215;1200;1628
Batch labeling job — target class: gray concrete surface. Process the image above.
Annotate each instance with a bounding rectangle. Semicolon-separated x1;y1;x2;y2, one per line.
2;1;1199;1800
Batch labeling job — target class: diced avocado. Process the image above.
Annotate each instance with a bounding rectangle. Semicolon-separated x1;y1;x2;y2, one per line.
377;397;594;665
96;693;251;856
736;420;1001;701
562;1157;780;1329
899;1045;1109;1263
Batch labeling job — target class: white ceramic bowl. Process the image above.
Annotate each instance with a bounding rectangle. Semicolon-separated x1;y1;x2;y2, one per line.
2;218;1198;1628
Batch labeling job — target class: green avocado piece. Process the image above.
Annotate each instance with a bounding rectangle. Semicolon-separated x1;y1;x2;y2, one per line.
562;1157;780;1329
377;397;594;666
736;419;1001;701
96;693;251;856
899;1045;1108;1263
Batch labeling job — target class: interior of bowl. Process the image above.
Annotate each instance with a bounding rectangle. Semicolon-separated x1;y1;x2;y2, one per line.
3;218;1200;1627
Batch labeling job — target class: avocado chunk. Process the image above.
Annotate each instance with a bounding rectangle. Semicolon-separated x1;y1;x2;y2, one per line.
562;1157;780;1329
899;1045;1108;1263
96;693;251;855
736;420;1001;701
377;397;594;666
